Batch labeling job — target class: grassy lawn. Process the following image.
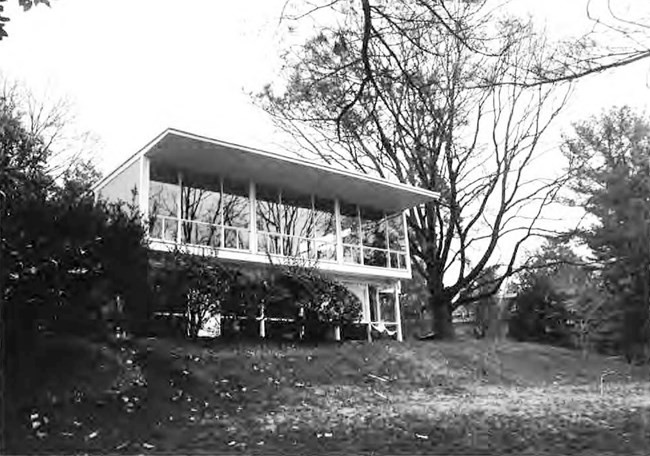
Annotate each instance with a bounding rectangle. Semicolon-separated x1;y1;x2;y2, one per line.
4;335;650;454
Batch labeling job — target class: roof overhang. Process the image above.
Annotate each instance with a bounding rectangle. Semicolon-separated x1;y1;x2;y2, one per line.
96;129;439;213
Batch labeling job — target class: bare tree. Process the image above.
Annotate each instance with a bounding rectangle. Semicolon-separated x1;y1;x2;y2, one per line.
276;0;650;88
258;0;574;338
0;76;98;180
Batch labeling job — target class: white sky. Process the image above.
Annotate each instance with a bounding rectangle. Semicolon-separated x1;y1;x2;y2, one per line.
1;0;649;175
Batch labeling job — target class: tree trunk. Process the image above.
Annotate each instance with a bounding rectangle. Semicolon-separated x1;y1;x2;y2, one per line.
429;292;455;339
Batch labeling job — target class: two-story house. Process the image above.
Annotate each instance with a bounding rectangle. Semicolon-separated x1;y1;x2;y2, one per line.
92;129;438;341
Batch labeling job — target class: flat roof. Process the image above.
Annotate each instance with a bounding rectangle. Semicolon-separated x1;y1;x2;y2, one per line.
94;128;439;213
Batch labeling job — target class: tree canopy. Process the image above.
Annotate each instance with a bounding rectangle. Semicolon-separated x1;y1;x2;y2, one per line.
259;0;574;337
562;106;650;360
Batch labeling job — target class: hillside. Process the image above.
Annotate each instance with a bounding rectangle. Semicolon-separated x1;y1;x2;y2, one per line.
4;336;649;454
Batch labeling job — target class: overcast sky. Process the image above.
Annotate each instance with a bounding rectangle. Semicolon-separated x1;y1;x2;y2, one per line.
1;0;649;175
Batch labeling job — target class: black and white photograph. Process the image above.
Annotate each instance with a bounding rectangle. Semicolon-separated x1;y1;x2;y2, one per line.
1;0;650;454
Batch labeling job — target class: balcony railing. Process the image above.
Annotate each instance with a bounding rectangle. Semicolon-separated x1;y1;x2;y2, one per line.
149;215;249;251
149;214;406;270
257;230;337;262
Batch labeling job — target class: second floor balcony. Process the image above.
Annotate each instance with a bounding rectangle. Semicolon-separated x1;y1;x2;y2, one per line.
147;161;410;277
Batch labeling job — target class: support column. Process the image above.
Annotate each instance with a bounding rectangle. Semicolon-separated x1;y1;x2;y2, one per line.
365;285;372;342
334;198;343;263
402;211;411;274
176;171;183;245
249;181;257;254
394;280;403;342
139;157;150;240
259;304;266;338
374;286;381;323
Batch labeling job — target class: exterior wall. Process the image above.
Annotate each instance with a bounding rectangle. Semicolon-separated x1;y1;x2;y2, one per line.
97;158;141;208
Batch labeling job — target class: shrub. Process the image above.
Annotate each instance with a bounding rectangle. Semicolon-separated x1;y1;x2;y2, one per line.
155;249;235;338
267;263;362;339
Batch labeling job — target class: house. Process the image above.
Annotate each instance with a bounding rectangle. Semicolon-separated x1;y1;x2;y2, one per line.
92;129;439;341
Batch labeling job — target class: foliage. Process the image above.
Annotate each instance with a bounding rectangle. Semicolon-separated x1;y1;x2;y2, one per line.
509;240;600;348
0;0;50;40
152;253;362;340
563;106;650;362
258;1;573;338
157;249;236;338
1;89;150;360
266;261;362;330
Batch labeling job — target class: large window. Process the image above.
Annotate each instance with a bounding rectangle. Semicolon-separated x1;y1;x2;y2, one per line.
361;206;388;267
340;202;361;264
180;171;222;248
340;201;408;270
149;163;179;242
256;184;282;255
148;167;408;270
281;189;314;258
222;178;250;250
313;196;336;261
386;212;408;270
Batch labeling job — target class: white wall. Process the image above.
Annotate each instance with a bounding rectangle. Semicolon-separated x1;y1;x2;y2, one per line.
97;159;141;208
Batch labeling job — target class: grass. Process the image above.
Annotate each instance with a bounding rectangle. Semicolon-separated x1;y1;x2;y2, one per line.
4;335;650;454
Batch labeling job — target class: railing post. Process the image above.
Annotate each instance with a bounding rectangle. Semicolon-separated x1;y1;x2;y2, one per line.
334;198;343;263
250;181;257;254
176;171;183;245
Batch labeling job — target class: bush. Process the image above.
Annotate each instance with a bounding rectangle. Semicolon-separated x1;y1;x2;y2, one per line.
2;195;151;349
151;254;362;341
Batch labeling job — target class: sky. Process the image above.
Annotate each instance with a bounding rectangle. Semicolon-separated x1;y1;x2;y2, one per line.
1;0;649;176
1;0;649;175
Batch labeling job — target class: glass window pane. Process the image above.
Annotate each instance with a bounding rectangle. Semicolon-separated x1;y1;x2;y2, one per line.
315;240;336;261
150;216;163;239
163;218;178;242
222;178;250;229
313;197;335;241
399;253;408;270
361;206;387;249
149;180;179;218
256;184;282;235
288;238;315;259
389;251;399;269
282;189;314;257
181;172;221;223
313;197;336;261
343;244;362;264
258;232;281;255
340;202;360;245
224;227;249;250
182;220;221;248
386;211;406;252
363;247;387;267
